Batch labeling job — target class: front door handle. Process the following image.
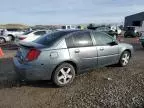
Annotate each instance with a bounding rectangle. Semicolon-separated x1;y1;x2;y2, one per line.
100;48;104;51
75;49;80;53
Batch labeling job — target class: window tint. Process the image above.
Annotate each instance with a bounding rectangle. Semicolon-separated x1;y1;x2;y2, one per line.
65;35;74;48
93;32;113;45
72;31;93;47
34;31;72;46
34;31;46;35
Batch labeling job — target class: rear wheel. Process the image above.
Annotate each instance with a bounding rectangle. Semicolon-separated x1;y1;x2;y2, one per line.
52;63;75;87
118;51;131;67
0;38;6;44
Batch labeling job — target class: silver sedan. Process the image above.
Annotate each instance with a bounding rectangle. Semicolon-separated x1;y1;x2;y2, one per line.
13;30;134;87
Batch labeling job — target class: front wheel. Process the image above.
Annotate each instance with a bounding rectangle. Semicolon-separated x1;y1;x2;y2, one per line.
118;51;131;67
52;63;76;87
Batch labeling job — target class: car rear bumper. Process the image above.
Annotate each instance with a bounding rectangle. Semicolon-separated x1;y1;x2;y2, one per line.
13;57;52;81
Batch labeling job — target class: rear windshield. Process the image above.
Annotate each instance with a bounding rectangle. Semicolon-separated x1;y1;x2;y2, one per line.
34;31;73;46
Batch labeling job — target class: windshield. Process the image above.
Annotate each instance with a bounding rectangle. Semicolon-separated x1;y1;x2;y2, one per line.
62;26;66;29
34;31;73;46
96;27;110;32
126;27;135;31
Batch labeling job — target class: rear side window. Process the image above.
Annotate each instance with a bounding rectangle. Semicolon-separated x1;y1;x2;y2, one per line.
66;31;93;48
34;31;72;46
65;36;74;48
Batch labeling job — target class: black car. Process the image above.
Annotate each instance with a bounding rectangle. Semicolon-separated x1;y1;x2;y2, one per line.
124;27;141;38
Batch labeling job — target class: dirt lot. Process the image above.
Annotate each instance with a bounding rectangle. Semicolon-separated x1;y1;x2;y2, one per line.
0;38;144;108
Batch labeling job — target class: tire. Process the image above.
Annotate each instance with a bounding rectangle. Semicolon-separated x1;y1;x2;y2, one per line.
118;51;131;67
52;63;76;87
0;38;6;44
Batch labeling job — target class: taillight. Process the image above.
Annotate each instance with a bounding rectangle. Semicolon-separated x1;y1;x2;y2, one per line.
19;37;26;40
26;49;41;61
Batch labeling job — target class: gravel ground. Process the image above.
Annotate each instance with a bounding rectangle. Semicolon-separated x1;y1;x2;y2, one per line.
0;39;144;108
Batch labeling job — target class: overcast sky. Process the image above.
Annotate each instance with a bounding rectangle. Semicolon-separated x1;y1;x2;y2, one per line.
0;0;144;25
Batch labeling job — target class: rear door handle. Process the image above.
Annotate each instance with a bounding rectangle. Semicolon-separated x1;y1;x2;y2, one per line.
75;49;80;53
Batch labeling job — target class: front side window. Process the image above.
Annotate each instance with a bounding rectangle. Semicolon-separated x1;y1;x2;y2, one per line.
93;32;113;46
72;31;93;47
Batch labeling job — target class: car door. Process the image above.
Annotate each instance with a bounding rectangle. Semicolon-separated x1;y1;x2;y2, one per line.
66;31;98;71
92;32;119;67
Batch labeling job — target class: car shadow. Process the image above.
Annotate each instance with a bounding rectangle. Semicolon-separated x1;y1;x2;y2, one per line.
20;80;56;88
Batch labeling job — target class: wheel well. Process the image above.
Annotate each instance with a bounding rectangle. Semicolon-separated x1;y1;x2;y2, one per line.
51;61;78;79
8;34;15;41
8;34;14;37
124;49;131;57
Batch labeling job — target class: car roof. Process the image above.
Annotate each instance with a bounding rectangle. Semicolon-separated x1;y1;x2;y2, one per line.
52;29;106;40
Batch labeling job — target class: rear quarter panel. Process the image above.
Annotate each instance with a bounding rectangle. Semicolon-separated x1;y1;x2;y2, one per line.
32;39;71;79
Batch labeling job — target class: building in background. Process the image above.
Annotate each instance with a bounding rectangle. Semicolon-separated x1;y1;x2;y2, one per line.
124;12;144;35
124;12;144;28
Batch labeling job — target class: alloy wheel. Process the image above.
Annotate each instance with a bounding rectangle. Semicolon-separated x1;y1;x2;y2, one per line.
57;67;73;85
121;53;130;66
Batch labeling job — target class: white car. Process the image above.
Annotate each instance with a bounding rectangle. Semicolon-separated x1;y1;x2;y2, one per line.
17;30;52;42
110;26;122;35
0;35;11;44
4;29;25;41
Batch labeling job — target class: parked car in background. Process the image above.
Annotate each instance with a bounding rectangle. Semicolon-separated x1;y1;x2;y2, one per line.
124;26;141;38
110;25;122;35
139;35;144;48
95;26;117;39
0;35;11;44
89;25;122;35
13;30;134;87
57;25;76;30
4;28;24;41
16;30;52;42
